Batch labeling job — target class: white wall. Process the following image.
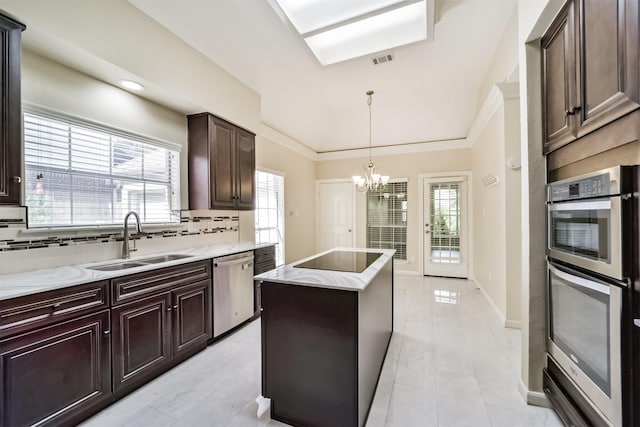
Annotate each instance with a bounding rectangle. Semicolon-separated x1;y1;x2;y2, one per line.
1;0;261;132
255;132;317;264
22;51;190;207
470;83;521;328
317;149;472;274
517;0;565;401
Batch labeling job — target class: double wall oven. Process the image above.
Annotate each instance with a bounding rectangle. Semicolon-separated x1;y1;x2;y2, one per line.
545;165;639;427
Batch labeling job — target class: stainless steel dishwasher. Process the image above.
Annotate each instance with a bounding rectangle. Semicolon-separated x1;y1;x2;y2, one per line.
213;251;255;338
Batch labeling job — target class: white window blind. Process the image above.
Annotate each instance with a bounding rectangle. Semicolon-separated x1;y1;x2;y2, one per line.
366;181;407;260
255;170;285;265
24;111;180;228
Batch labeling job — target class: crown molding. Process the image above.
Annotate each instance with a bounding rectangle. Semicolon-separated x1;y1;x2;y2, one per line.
467;82;520;147
258;123;318;161
317;138;470;161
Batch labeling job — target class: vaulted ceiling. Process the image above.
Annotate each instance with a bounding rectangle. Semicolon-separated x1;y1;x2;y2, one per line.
4;0;518;154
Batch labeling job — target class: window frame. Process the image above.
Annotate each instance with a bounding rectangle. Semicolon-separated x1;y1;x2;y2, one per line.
254;169;286;265
366;178;408;260
22;104;182;229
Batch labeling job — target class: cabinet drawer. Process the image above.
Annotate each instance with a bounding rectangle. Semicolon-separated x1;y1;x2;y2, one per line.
255;260;276;275
112;260;211;306
0;281;109;339
254;246;275;262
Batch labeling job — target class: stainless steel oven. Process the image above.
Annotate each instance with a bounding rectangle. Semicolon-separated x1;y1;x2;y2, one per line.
547;261;624;426
547;166;625;280
545;165;639;427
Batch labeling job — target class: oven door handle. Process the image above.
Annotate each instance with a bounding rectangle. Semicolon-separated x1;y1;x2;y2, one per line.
549;264;610;295
547;199;612;211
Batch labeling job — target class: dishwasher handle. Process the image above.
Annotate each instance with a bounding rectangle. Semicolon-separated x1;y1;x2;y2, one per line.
214;256;254;270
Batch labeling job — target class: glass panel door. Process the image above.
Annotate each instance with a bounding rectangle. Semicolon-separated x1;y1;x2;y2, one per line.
423;177;467;278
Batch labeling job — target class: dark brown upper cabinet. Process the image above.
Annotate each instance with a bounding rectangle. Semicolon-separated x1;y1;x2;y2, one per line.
542;0;639;154
188;113;255;210
0;12;25;205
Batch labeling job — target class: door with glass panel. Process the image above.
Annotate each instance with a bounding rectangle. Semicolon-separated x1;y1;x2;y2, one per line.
423;177;468;278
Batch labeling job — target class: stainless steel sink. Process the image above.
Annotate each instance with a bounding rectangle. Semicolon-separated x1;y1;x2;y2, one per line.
139;254;193;264
86;254;193;271
88;261;148;271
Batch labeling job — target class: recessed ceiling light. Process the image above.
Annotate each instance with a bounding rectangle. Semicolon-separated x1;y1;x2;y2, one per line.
118;80;145;91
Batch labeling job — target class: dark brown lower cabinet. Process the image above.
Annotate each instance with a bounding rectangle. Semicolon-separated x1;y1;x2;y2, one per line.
0;310;111;427
112;279;212;395
172;279;212;359
112;293;172;394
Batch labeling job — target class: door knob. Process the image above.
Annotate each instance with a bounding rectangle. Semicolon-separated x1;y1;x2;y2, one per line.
348;229;352;232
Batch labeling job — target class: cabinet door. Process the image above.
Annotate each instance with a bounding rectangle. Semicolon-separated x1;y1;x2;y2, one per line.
0;14;25;205
0;310;111;427
542;1;578;153
210;116;236;210
235;128;255;210
577;0;639;137
112;293;172;394
172;279;212;360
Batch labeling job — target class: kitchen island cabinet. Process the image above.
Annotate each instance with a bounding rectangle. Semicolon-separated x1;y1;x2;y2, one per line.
256;248;394;427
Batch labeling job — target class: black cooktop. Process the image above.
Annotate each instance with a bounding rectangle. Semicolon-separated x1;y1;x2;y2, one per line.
294;251;382;273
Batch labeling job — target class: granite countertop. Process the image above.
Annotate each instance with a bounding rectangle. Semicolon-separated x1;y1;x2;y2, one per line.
0;241;274;300
254;247;395;292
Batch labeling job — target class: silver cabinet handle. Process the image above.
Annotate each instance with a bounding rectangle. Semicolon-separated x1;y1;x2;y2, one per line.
103;330;110;335
634;319;640;328
11;176;21;183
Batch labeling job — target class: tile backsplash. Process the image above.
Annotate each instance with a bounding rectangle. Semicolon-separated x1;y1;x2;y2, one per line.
0;208;243;275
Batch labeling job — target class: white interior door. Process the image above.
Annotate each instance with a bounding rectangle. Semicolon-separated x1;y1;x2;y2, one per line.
423;176;468;278
316;181;355;252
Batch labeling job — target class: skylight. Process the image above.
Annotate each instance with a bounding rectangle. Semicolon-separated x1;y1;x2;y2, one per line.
271;0;432;66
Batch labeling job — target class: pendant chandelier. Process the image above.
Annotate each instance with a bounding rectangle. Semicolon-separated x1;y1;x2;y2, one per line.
352;90;389;193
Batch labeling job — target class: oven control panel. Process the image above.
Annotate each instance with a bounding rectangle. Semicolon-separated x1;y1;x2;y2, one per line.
548;173;612;202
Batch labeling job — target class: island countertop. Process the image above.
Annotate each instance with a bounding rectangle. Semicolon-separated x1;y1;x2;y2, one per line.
254;247;395;292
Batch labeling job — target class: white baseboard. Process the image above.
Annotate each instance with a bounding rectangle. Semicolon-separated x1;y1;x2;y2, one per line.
505;320;522;329
472;278;522;330
518;380;552;408
395;270;420;276
473;279;507;326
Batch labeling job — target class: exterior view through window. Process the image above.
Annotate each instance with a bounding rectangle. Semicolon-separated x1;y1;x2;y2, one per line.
255;170;285;265
23;110;180;227
429;182;461;264
366;180;408;260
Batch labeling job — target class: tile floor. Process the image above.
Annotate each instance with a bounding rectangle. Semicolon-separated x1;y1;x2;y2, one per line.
81;274;563;427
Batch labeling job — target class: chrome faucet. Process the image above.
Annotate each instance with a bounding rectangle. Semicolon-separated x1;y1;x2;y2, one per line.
122;211;144;259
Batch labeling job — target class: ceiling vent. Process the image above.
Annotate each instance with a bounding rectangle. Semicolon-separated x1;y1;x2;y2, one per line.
372;53;394;65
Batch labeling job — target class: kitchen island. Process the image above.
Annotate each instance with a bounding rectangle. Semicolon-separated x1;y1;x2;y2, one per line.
255;247;394;427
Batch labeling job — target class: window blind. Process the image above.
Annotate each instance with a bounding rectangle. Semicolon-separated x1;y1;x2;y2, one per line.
24;111;180;228
255;170;285;265
366;181;407;260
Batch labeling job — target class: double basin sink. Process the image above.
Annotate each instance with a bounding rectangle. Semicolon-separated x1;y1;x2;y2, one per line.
86;254;193;272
